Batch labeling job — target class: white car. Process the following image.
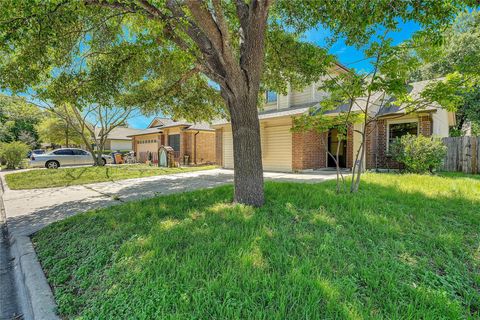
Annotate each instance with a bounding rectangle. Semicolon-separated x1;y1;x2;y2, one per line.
30;148;114;169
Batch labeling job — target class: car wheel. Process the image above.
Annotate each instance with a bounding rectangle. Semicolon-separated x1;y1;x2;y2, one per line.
101;158;107;166
46;160;59;169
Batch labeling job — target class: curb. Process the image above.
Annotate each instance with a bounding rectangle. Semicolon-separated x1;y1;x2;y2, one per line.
10;235;59;320
0;174;59;320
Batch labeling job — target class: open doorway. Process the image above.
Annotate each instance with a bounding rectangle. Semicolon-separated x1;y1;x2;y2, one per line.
327;128;347;168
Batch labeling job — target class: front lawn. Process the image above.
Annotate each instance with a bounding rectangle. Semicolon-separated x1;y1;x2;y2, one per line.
32;173;480;319
4;165;217;189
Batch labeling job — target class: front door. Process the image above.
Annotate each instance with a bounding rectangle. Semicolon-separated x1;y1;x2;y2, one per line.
328;128;347;168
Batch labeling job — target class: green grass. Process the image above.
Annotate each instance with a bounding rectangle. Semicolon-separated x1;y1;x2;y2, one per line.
32;173;480;319
4;165;217;189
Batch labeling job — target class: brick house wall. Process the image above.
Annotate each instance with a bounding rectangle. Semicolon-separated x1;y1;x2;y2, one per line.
419;115;432;136
215;129;223;166
364;114;433;170
177;131;216;164
292;130;327;171
194;132;216;164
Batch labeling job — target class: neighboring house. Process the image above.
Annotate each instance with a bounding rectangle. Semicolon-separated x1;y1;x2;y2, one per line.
127;117;216;164
95;127;143;151
213;73;456;172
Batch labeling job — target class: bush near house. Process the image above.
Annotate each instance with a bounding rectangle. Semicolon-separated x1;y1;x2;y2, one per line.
390;134;447;173
0;141;30;169
33;173;480;319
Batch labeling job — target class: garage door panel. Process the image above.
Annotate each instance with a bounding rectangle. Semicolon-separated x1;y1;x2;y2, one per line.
222;126;292;172
262;125;292;172
223;130;234;168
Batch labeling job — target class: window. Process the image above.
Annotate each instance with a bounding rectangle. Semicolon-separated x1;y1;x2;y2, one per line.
168;134;180;152
72;149;89;155
388;121;418;147
53;149;74;155
266;90;277;103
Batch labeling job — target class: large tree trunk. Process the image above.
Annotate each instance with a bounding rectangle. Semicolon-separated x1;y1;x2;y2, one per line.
228;89;265;207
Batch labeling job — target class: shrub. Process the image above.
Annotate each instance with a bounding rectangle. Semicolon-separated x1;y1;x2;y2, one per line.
390;134;447;173
0;141;30;169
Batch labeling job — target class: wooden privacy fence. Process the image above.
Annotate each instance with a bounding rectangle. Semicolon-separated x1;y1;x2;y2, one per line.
442;136;479;174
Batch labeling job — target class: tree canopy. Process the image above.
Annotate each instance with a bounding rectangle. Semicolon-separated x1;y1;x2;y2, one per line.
0;1;470;118
410;10;480;135
0;0;475;205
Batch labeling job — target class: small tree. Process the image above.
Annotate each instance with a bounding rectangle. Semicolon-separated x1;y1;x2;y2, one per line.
36;114;84;147
293;101;361;193
296;27;464;193
0;141;30;169
390;135;447;174
46;103;138;166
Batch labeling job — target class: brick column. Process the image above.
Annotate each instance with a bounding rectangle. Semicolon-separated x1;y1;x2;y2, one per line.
364;121;378;170
346;124;353;168
419;115;432;136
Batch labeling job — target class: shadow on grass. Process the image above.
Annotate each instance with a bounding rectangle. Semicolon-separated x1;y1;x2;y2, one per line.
64;166;92;186
31;175;480;319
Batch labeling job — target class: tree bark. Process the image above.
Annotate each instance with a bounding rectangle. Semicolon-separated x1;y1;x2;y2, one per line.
228;91;265;207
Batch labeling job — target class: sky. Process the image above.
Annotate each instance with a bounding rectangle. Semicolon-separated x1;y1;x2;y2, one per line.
128;20;422;129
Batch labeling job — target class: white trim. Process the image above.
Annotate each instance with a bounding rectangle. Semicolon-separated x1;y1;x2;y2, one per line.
386;118;419;151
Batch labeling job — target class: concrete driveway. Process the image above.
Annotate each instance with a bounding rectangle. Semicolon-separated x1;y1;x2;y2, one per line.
2;168;339;236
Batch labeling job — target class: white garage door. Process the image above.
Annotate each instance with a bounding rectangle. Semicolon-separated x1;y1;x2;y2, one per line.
223;130;234;168
110;140;133;151
262;125;292;172
222;126;292;172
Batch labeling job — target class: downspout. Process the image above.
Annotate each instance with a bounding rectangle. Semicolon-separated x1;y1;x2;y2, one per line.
194;131;200;164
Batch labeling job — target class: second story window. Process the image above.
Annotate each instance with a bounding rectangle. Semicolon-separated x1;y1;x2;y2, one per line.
266;90;277;103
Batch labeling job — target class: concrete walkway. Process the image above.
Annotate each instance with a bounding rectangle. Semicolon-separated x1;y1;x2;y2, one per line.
2;168;339;236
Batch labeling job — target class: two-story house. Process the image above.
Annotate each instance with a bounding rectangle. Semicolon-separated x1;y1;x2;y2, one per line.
212;65;456;172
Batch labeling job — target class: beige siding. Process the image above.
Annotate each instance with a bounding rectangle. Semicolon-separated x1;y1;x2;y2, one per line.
291;84;313;105
432;108;450;137
263;102;277;112
262;125;292;171
223;130;234;168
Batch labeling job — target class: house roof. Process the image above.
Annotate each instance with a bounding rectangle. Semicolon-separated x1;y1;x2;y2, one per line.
212;102;318;126
147;117;175;128
128;117;214;137
95;127;144;140
126;127;163;137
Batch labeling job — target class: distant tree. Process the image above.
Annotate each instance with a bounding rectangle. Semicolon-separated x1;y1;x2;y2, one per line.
36;114;84;147
17;130;37;149
0;94;43;146
410;10;480;135
0;1;473;205
40;103;138;166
